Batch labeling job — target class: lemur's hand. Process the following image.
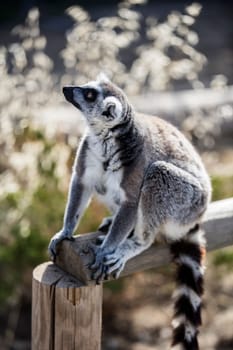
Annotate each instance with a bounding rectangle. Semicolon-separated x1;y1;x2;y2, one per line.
89;243;113;284
48;230;74;260
89;242;128;284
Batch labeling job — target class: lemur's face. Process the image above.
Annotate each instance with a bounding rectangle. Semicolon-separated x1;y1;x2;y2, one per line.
63;77;127;130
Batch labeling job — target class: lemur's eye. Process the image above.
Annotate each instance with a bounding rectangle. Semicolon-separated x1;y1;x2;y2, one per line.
83;88;98;103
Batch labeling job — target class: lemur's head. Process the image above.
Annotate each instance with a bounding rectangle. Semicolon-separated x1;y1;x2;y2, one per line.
63;75;131;130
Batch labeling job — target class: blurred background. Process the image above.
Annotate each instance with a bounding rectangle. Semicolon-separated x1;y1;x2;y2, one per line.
0;0;233;349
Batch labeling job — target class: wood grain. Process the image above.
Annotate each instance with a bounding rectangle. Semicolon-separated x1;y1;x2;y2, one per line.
32;262;102;350
54;198;233;285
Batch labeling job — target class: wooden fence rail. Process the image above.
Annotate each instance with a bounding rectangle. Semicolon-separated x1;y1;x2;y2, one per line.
32;198;233;350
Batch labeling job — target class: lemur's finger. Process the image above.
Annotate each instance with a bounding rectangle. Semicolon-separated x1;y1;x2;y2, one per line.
48;241;58;260
91;259;101;270
48;249;55;260
103;253;118;265
112;268;122;280
108;259;125;279
92;264;106;284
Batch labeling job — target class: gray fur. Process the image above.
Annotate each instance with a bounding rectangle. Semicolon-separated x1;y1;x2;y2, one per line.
48;76;211;281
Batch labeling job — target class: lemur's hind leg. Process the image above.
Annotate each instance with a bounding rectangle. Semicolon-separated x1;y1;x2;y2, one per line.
102;160;208;280
140;160;208;239
138;161;208;350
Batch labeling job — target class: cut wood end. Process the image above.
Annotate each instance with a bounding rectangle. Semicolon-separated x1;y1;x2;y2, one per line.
33;261;84;287
55;233;100;285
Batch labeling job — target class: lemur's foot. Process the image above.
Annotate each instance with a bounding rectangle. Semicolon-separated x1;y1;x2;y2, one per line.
97;216;113;233
48;231;74;260
88;243;113;283
89;237;148;283
88;242;127;283
103;251;127;279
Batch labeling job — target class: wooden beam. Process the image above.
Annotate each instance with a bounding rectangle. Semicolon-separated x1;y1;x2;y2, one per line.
55;198;233;285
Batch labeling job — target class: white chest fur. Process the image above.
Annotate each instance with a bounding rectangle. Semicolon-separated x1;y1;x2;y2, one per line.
82;139;126;212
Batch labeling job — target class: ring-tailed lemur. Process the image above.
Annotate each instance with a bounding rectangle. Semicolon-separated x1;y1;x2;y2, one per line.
49;75;211;350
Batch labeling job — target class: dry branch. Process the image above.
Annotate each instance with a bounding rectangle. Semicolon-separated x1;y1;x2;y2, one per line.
54;198;233;285
133;85;233;116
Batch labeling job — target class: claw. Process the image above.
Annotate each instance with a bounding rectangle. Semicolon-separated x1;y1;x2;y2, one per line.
48;231;73;260
90;258;101;271
92;265;103;283
48;241;59;260
112;271;118;279
91;259;100;270
96;271;104;284
89;245;102;270
104;273;110;281
49;248;57;262
107;257;126;278
112;267;123;279
96;265;109;284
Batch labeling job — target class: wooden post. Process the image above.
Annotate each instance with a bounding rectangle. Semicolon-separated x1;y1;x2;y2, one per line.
32;262;103;350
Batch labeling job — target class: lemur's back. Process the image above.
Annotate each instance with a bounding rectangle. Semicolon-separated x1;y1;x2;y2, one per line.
136;113;211;191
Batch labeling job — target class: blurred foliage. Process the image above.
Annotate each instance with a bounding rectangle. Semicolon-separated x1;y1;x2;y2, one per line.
211;175;233;270
0;124;109;305
104;279;125;294
211;175;233;201
213;248;233;269
0;128;64;305
61;1;206;93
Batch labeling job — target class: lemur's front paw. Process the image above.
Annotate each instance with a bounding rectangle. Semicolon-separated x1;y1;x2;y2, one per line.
88;243;126;283
88;243;113;284
103;252;127;279
48;231;74;260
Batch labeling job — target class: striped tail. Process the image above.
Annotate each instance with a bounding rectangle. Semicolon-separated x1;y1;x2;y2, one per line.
170;224;206;350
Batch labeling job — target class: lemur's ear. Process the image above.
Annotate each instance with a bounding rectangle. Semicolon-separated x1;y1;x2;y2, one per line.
102;96;122;120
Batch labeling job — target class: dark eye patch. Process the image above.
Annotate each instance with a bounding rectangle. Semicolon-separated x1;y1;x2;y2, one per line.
83;88;98;102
